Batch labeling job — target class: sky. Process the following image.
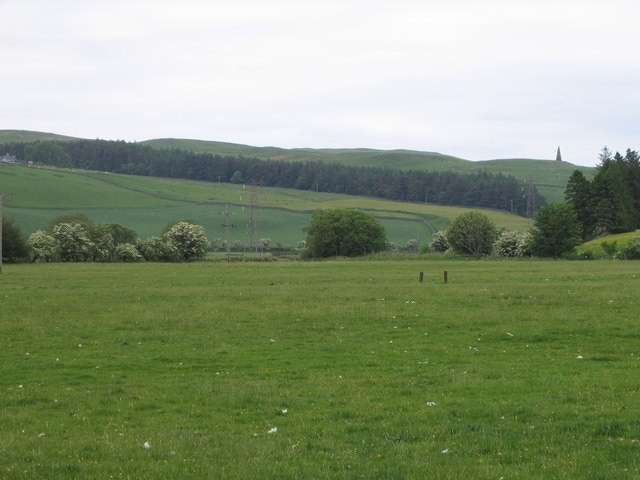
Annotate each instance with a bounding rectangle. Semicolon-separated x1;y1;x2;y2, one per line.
1;0;638;167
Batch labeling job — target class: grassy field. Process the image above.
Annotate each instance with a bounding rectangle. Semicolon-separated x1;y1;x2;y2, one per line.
1;259;639;479
1;163;530;246
580;232;640;259
139;139;593;204
1;129;595;204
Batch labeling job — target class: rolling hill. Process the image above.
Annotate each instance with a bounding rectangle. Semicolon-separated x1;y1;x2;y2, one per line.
0;162;531;248
1;129;598;249
1;129;595;205
139;138;591;203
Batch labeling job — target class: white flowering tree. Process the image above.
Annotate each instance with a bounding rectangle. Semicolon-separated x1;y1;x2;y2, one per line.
27;230;57;262
137;236;179;262
115;243;143;262
163;222;210;261
430;230;449;253
91;232;115;262
258;238;271;252
493;231;531;257
51;223;94;262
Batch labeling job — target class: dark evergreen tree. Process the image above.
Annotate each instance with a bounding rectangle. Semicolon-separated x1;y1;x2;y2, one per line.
529;203;583;258
565;147;640;236
590;151;637;233
24;142;72;167
5;138;544;216
565;170;593;238
2;216;29;263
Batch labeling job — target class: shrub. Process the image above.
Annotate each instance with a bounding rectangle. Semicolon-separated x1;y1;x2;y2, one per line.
259;238;271;251
303;209;387;259
114;243;143;262
163;222;210;261
614;238;640;260
406;238;418;251
2;217;29;263
529;203;582;258
27;230;57;262
137;236;180;262
600;240;618;258
446;211;497;258
493;231;531;258
51;223;93;262
430;230;449;253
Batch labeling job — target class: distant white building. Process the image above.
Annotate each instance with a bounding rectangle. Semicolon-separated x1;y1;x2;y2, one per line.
0;153;17;163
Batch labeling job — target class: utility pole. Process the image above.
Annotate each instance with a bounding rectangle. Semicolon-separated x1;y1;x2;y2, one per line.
220;204;235;262
246;183;258;252
526;182;537;219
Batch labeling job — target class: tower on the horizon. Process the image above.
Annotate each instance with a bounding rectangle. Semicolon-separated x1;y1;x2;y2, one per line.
556;146;562;162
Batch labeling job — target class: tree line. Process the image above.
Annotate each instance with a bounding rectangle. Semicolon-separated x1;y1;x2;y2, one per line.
3;139;543;216
2;213;210;263
2;212;276;264
565;148;640;239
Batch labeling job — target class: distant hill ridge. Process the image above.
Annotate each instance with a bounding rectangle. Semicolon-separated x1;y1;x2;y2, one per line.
0;129;594;203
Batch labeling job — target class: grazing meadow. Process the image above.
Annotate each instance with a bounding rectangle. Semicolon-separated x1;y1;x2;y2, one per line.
1;162;529;246
1;259;639;479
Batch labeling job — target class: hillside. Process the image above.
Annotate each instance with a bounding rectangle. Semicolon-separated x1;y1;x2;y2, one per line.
140;138;591;203
0;163;531;248
1;130;595;204
0;130;80;143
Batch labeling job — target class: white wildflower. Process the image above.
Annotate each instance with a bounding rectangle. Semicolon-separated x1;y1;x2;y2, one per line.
268;427;278;434
143;441;151;449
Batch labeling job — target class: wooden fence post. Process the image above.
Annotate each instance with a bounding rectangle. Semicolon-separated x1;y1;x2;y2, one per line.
419;271;424;283
444;270;448;283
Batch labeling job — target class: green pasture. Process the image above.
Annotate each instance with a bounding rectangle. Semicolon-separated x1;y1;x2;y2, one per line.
0;130;78;144
448;158;588;205
1;130;595;205
1;164;529;246
141;139;593;204
580;232;640;259
1;259;639;479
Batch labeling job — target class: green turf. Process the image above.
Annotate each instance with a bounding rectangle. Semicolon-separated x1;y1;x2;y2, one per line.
578;232;640;259
1;163;530;246
1;259;639;479
140;140;593;203
1;130;595;204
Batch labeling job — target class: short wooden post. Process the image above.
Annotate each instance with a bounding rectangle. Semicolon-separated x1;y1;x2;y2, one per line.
419;271;424;283
443;270;448;283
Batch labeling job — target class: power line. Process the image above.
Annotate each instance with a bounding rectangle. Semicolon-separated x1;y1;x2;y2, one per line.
246;183;258;252
219;203;235;262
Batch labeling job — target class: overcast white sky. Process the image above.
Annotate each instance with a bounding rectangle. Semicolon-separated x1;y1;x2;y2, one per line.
1;0;638;166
